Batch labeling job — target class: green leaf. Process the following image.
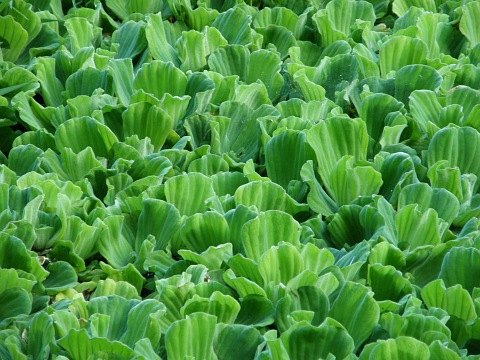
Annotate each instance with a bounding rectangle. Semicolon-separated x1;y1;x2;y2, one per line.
300;160;338;217
64;18;101;54
0;15;28;62
122;101;174;152
392;0;436;16
307;117;369;193
214;324;264;360
329;156;383;206
145;13;180;66
137;199;181;251
329;281;380;351
379;36;428;76
242;210;301;263
276;286;330;332
189;154;230;175
327;205;365;248
368;264;413;301
7;145;43;176
256;25;297;59
41;147;105;182
120;299;164;347
281;318;355;360
0;268;35;294
134;60;187;100
212;7;252;45
55;117;118;158
108;58;135;107
91;279;140;300
112;20;147;60
27;311;55;360
265;130;315;190
179;243;233;270
181;211;230;253
439;247;480;294
223;269;267;298
235;295;275;326
58;329;135;360
234;181;309;216
165;313;217;360
0;233;32;272
0;287;31;326
177;27;228;72
96;216;135;269
398;183;460;225
165;172;215;216
182;291;240;324
396;204;445;250
394;65;442;106
359;93;405;145
208;46;284;100
43;261;78;295
459;1;480;47
421;279;477;323
258;243;304;285
359;336;430;360
380;312;451;342
427;126;480;179
378;152;418;204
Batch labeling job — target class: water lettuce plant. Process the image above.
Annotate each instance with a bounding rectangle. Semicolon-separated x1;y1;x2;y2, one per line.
0;0;480;358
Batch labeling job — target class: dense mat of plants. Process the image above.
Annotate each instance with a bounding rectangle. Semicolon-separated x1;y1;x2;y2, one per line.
1;0;480;358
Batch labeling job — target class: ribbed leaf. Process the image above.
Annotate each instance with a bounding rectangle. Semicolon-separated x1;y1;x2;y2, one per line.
329;156;383;206
392;0;436;16
394;65;442;106
214;324;264;360
122;101;173;152
137;199;181;251
212;7;252;45
368;264;413;301
27;311;55;360
64;18;100;54
421;279;476;323
112;20;147;60
165;313;217;360
133;60;187;100
379;36;428;76
326;0;376;36
165;173;215;216
459;1;480;47
398;183;460;225
396;204;443;250
281;318;354;360
265;130;314;189
439;247;480;294
307;117;369;192
242;210;301;263
145;13;180;66
182;292;240;324
58;329;135;360
181;211;230;253
0;15;28;62
43;261;77;294
234;181;309;216
0;288;31;326
329;281;380;351
427;126;480;179
235;295;275;326
258;243;304;285
55;117;118;158
359;336;430;360
380;312;451;341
